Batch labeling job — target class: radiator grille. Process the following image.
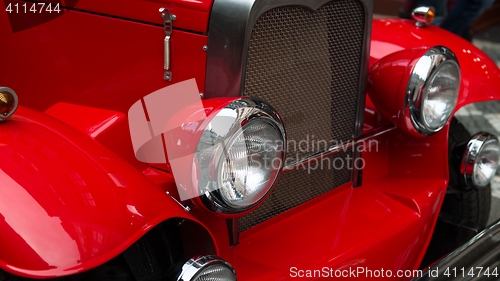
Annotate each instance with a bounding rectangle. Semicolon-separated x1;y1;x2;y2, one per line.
240;0;366;231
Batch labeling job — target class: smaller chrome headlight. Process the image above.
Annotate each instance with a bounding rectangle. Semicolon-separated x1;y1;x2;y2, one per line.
461;133;500;188
195;98;285;214
0;86;18;122
177;255;236;281
406;46;460;135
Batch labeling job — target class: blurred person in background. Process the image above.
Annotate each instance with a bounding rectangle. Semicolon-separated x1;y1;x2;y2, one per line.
399;0;494;40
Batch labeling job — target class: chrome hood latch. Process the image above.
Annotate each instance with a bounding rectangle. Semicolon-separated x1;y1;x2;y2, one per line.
160;7;174;81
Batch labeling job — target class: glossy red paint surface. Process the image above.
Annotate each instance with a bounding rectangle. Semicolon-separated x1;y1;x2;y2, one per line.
45;102;148;170
0;3;499;279
370;19;500;110
0;5;207;114
39;0;212;33
45;102;124;139
0;106;209;278
1;4;208;166
368;47;429;137
227;180;445;280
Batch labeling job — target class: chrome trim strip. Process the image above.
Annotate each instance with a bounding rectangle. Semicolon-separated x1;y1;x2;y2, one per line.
205;0;373;99
283;125;396;172
166;191;191;212
352;0;373;187
227;218;240;246
412;219;500;281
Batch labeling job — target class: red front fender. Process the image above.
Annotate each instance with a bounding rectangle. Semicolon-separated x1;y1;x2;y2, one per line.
370;18;500;108
0;106;209;278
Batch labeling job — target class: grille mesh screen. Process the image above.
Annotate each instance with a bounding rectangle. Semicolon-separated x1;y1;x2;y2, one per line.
239;0;365;232
240;151;353;231
243;0;365;162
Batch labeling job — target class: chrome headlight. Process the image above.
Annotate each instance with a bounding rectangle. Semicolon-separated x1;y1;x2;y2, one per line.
195;98;285;214
0;86;18;123
406;46;460;135
462;133;500;188
177;255;236;281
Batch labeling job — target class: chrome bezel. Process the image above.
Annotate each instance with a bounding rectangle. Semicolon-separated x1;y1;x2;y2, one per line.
0;86;19;123
195;97;286;214
405;46;460;135
461;132;500;188
177;255;237;281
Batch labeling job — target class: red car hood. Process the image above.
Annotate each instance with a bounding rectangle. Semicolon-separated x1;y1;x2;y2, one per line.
55;0;213;33
0;106;199;278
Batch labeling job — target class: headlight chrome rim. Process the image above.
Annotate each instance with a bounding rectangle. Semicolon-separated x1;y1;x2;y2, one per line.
405;46;460;135
0;86;19;123
195;97;286;214
176;255;237;281
461;132;500;189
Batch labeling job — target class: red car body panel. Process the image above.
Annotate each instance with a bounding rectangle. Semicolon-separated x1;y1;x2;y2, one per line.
63;0;213;33
217;125;451;279
370;19;500;110
0;106;211;278
226;178;446;279
0;4;208;114
1;1;500;279
26;0;213;33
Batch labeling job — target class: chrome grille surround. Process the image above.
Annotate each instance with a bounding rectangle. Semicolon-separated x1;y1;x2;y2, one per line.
205;0;373;232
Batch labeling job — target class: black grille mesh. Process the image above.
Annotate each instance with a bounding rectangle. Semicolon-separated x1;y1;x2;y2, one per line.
240;152;353;231
240;0;365;231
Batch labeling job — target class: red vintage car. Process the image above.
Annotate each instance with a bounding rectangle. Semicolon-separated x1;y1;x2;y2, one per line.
1;0;500;280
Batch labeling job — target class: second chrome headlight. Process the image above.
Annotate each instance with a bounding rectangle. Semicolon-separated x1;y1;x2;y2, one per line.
406;46;460;135
195;98;286;214
461;133;500;188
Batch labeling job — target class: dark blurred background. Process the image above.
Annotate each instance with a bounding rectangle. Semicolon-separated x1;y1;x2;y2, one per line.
374;0;500;36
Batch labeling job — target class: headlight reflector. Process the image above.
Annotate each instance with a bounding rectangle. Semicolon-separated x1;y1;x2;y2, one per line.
195;98;285;214
406;46;460;135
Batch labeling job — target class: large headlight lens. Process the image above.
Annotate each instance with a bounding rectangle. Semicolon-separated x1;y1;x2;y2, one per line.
406;46;460;135
219;119;283;209
195;98;285;214
422;61;460;130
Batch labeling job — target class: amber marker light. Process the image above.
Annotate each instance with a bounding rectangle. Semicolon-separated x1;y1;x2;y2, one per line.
0;87;18;122
426;8;435;23
412;6;436;27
